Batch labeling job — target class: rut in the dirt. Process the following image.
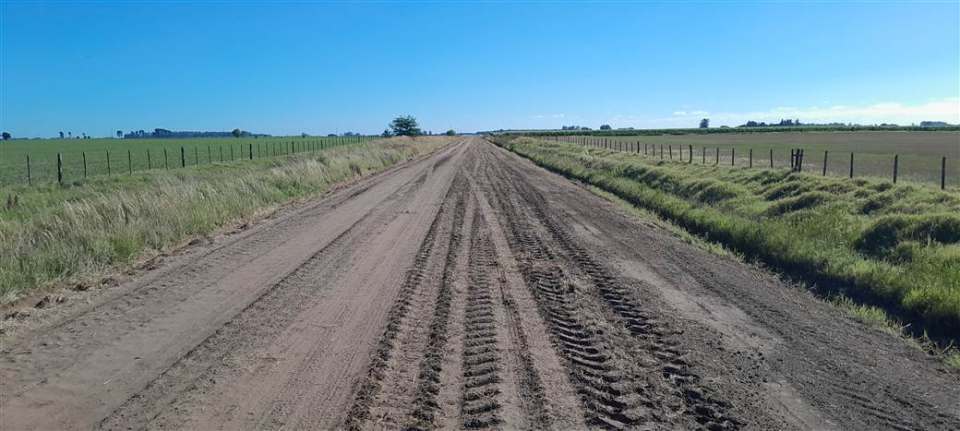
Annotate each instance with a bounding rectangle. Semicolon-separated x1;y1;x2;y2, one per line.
459;207;504;429
478;148;740;430
404;176;468;430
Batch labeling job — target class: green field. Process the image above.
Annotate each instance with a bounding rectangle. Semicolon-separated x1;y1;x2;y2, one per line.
0;137;447;303
0;136;373;186
495;136;960;340
552;131;959;188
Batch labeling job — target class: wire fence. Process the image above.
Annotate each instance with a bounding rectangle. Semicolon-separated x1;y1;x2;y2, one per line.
547;135;955;190
0;136;375;187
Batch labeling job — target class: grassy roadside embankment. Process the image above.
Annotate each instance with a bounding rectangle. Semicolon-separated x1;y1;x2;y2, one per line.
0;137;449;304
493;136;960;342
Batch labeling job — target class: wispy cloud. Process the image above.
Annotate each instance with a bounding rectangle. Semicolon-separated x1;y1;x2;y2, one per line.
531;113;566;120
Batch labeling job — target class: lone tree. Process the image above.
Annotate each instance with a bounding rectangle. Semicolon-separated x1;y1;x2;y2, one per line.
116;130;123;139
389;115;421;137
382;128;394;138
699;118;710;129
59;131;64;139
445;129;456;136
599;124;612;130
232;128;242;138
1;132;11;140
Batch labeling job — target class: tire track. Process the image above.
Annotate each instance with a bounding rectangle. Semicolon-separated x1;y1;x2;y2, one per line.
342;171;459;431
459;208;503;429
481;162;657;430
404;175;469;430
494;144;740;429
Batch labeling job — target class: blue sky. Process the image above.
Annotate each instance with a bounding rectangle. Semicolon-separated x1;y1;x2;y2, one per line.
1;1;958;137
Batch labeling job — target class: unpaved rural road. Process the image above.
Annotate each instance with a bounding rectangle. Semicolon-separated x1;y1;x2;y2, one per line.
2;138;958;430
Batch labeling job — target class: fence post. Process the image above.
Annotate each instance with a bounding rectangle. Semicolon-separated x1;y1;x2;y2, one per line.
660;144;664;160
822;151;828;176
749;148;753;168
790;149;795;169
942;157;947;190
689;145;693;163
669;145;673;160
164;148;169;169
849;153;854;178
731;148;735;166
181;147;186;168
702;147;706;164
57;153;63;185
249;143;253;160
799;149;804;171
147;149;151;169
194;147;199;165
26;155;31;185
637;141;641;154
207;146;211;164
230;145;234;160
220;146;223;162
715;147;719;165
128;149;132;175
893;154;899;184
107;150;111;176
770;149;774;168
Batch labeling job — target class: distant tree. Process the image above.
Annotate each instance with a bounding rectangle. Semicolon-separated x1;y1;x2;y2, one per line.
699;118;709;129
301;133;309;138
232;128;242;138
67;131;72;138
59;131;64;139
1;132;11;140
81;132;87;139
116;130;123;139
599;124;612;130
327;133;337;137
382;129;393;138
445;129;456;136
390;115;422;136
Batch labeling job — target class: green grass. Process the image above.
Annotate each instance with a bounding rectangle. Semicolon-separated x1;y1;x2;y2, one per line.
0;137;447;303
494;136;960;340
0;135;373;186
550;131;960;187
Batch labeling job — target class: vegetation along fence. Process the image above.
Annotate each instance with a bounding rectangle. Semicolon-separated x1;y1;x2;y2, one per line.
0;135;375;186
543;135;955;190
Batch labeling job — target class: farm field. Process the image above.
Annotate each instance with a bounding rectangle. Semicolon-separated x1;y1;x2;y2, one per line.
0;135;372;186
559;131;959;187
2;138;958;430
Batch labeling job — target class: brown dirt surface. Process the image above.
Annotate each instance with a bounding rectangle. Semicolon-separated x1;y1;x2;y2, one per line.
2;138;958;430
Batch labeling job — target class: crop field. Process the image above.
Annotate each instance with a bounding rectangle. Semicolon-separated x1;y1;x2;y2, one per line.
554;131;959;188
0;136;372;186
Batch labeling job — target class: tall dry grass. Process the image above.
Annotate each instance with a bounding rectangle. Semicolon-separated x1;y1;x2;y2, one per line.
0;138;447;303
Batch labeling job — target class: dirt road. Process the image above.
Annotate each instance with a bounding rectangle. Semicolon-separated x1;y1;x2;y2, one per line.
2;138;958;430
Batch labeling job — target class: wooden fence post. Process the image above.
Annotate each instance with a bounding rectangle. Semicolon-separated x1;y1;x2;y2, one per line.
715;147;719;165
26;155;31;185
893;154;899;184
219;146;223;162
181;147;186;168
669;145;673;160
107;150;111;176
822;151;828;176
731;148;735;166
749;148;753;168
660;144;664;160
942;157;947;190
790;149;795;169
147;149;151;169
128;149;132;175
57;153;63;185
249;143;253;160
194;147;199;165
689;145;693;163
164;148;169;169
849;153;853;178
207;146;212;163
83;152;87;178
770;149;774;168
